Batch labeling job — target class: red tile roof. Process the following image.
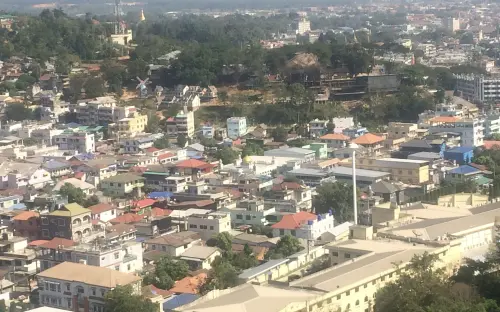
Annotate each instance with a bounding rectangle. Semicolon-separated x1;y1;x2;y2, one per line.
319;133;350;141
132;199;156;209
175;159;213;169
28;240;49;247
109;213;144;224
352;133;384;145
129;166;148;174
146;147;159;153
12;211;39;221
88;203;115;214
39;237;76;249
483;141;500;150
74;172;85;179
158;152;176;160
147;207;172;217
271;211;317;230
168;273;207;294
429;116;460;123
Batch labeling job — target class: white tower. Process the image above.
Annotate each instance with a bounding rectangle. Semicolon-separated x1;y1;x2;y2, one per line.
350;143;359;225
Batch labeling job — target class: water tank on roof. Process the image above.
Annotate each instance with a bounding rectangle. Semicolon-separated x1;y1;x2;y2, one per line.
328;209;333;216
317;215;322;221
307;220;314;226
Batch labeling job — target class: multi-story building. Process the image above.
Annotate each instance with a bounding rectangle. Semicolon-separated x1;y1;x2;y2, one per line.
0;228;38;275
142;172;190;193
187;212;231;240
271;211;335;240
444;17;460;32
297;18;311;35
75;158;118;182
76;97;136;126
52;131;95;153
308;119;328;137
144;231;202;257
350;157;430;184
455;74;500;104
227;117;247;139
40;203;95;243
12;210;40;241
88;203;117;223
416;43;437;57
121;133;164;154
426;116;484;147
109;113;148;137
166;109;195;139
37;262;141;312
484;114;500;137
352;133;384;156
319;133;350;148
387;122;418;139
37;238;143;273
100;173;145;197
222;199;276;227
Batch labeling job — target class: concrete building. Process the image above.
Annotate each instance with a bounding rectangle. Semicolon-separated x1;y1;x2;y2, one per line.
227;117;247;139
351;133;384;156
76;97;135;126
53;131;95;153
264;147;316;163
348;158;430;184
37;237;143;273
416;43;437;57
187;212;231;240
319;133;350;148
166;109;195;139
144;231;202;257
484;114;500;137
297;18;311;35
180;246;220;270
37;262;141;312
329;166;391;188
40;204;96;243
425;116;484;147
387;122;418;139
308;119;328;137
100;174;145;197
222;199;276;227
445;17;460;32
109;113;148;137
271;211;335;240
455;74;500;104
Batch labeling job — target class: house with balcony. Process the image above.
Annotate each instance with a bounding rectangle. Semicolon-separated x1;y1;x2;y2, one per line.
351;133;384;156
271;211;335;241
264;182;313;212
36;237;143;274
142;171;190;193
40;203;97;243
171;159;215;178
319;133;350;149
88;203;117;223
222;199;276;227
0;228;38;275
308;119;328;137
0;161;52;190
121;133;164;154
42;160;71;178
100;173;145;197
37;262;141;312
75;158;117;182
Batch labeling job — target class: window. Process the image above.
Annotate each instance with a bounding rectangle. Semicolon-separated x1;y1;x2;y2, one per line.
336;295;341;300
332;251;339;257
101;289;106;297
364;296;369;302
356;300;360;306
381;276;386;281
42;218;49;225
67;298;72;308
345;253;351;259
49;283;56;292
162;246;167;251
355;287;359;292
389;273;393;278
58;219;65;226
115;265;119;271
209;226;214;230
127;264;131;271
189;224;197;229
291;230;296;236
364;283;367;289
346;290;350;296
372;280;376;285
92;287;96;296
245;215;251;220
66;283;70;291
77;286;84;294
279;229;284;235
114;252;119;259
236;215;242;219
152;245;156;250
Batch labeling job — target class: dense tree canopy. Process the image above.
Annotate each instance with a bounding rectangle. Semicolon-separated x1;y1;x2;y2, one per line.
105;285;157;312
313;182;358;223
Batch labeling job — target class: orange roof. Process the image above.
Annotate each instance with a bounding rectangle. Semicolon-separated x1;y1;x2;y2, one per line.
271;211;317;230
132;199;156;209
88;203;115;214
28;240;49;247
39;237;76;249
319;133;350;141
483;141;500;150
146;147;159;153
168;273;207;294
109;213;144;224
175;159;212;169
429;116;460;123
12;211;39;221
148;207;172;217
158;152;176;160
352;133;384;145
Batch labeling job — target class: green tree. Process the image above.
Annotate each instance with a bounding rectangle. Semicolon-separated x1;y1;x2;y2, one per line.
219;91;229;105
266;235;303;259
83;195;100;208
153;137;170;149
271;127;288;142
58;183;86;206
143;256;189;290
313;182;357;223
241;142;264;157
5;103;33;121
215;147;239;165
177;134;188;147
145;114;161;134
104;285;157;312
207;232;233;253
199;261;240;294
84;77;106;98
128;58;149;80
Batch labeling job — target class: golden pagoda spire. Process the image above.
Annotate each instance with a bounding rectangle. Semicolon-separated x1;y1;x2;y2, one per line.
140;9;145;22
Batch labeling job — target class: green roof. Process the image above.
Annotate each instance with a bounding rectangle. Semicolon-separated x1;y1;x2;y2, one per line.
475;175;493;186
49;203;90;217
142;171;169;176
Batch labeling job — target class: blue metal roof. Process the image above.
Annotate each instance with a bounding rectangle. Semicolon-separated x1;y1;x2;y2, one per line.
445;146;474;153
163;294;199;311
448;165;480;175
147;192;173;199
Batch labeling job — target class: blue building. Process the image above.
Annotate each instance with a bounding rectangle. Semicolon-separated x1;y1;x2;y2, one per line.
342;126;368;139
443;146;474;165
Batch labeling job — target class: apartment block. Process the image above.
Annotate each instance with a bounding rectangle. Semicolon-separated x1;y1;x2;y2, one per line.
351;158;430;184
387;122;418;139
227;117;247;139
40;203;96;243
166;109;195;139
37;262;141;312
52;131;95;153
76;97;136;126
109;113;148;137
187;212;231;240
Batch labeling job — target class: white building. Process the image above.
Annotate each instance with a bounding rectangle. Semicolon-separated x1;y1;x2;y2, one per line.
484;114;500;137
76;97;136;126
52;131;95;153
425;117;484;147
144;231;202;257
417;43;437;57
332;117;354;133
308;119;328;137
88;203;117;223
37;262;141;312
222;199;276;227
187;212;231;240
271;211;335;241
227;117;247;139
297;18;311;35
121;133;164;153
444;17;460;32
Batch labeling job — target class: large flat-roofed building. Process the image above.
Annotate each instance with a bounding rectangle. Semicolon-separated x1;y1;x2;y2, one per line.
347;158;430;184
37;262;141;312
329;166;391;187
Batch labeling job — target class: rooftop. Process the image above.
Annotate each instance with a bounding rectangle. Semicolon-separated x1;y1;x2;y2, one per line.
352;133;384;145
49;203;90;217
88;203;115;214
145;231;201;247
319;133;350;141
448;165;481;175
102;173;145;184
271;211;317;230
37;262;140;288
180;246;219;260
329;166;390;179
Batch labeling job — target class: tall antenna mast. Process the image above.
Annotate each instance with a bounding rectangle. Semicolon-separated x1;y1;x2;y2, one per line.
114;0;124;34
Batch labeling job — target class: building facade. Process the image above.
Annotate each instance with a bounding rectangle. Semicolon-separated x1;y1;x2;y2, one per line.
227;117;247;139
